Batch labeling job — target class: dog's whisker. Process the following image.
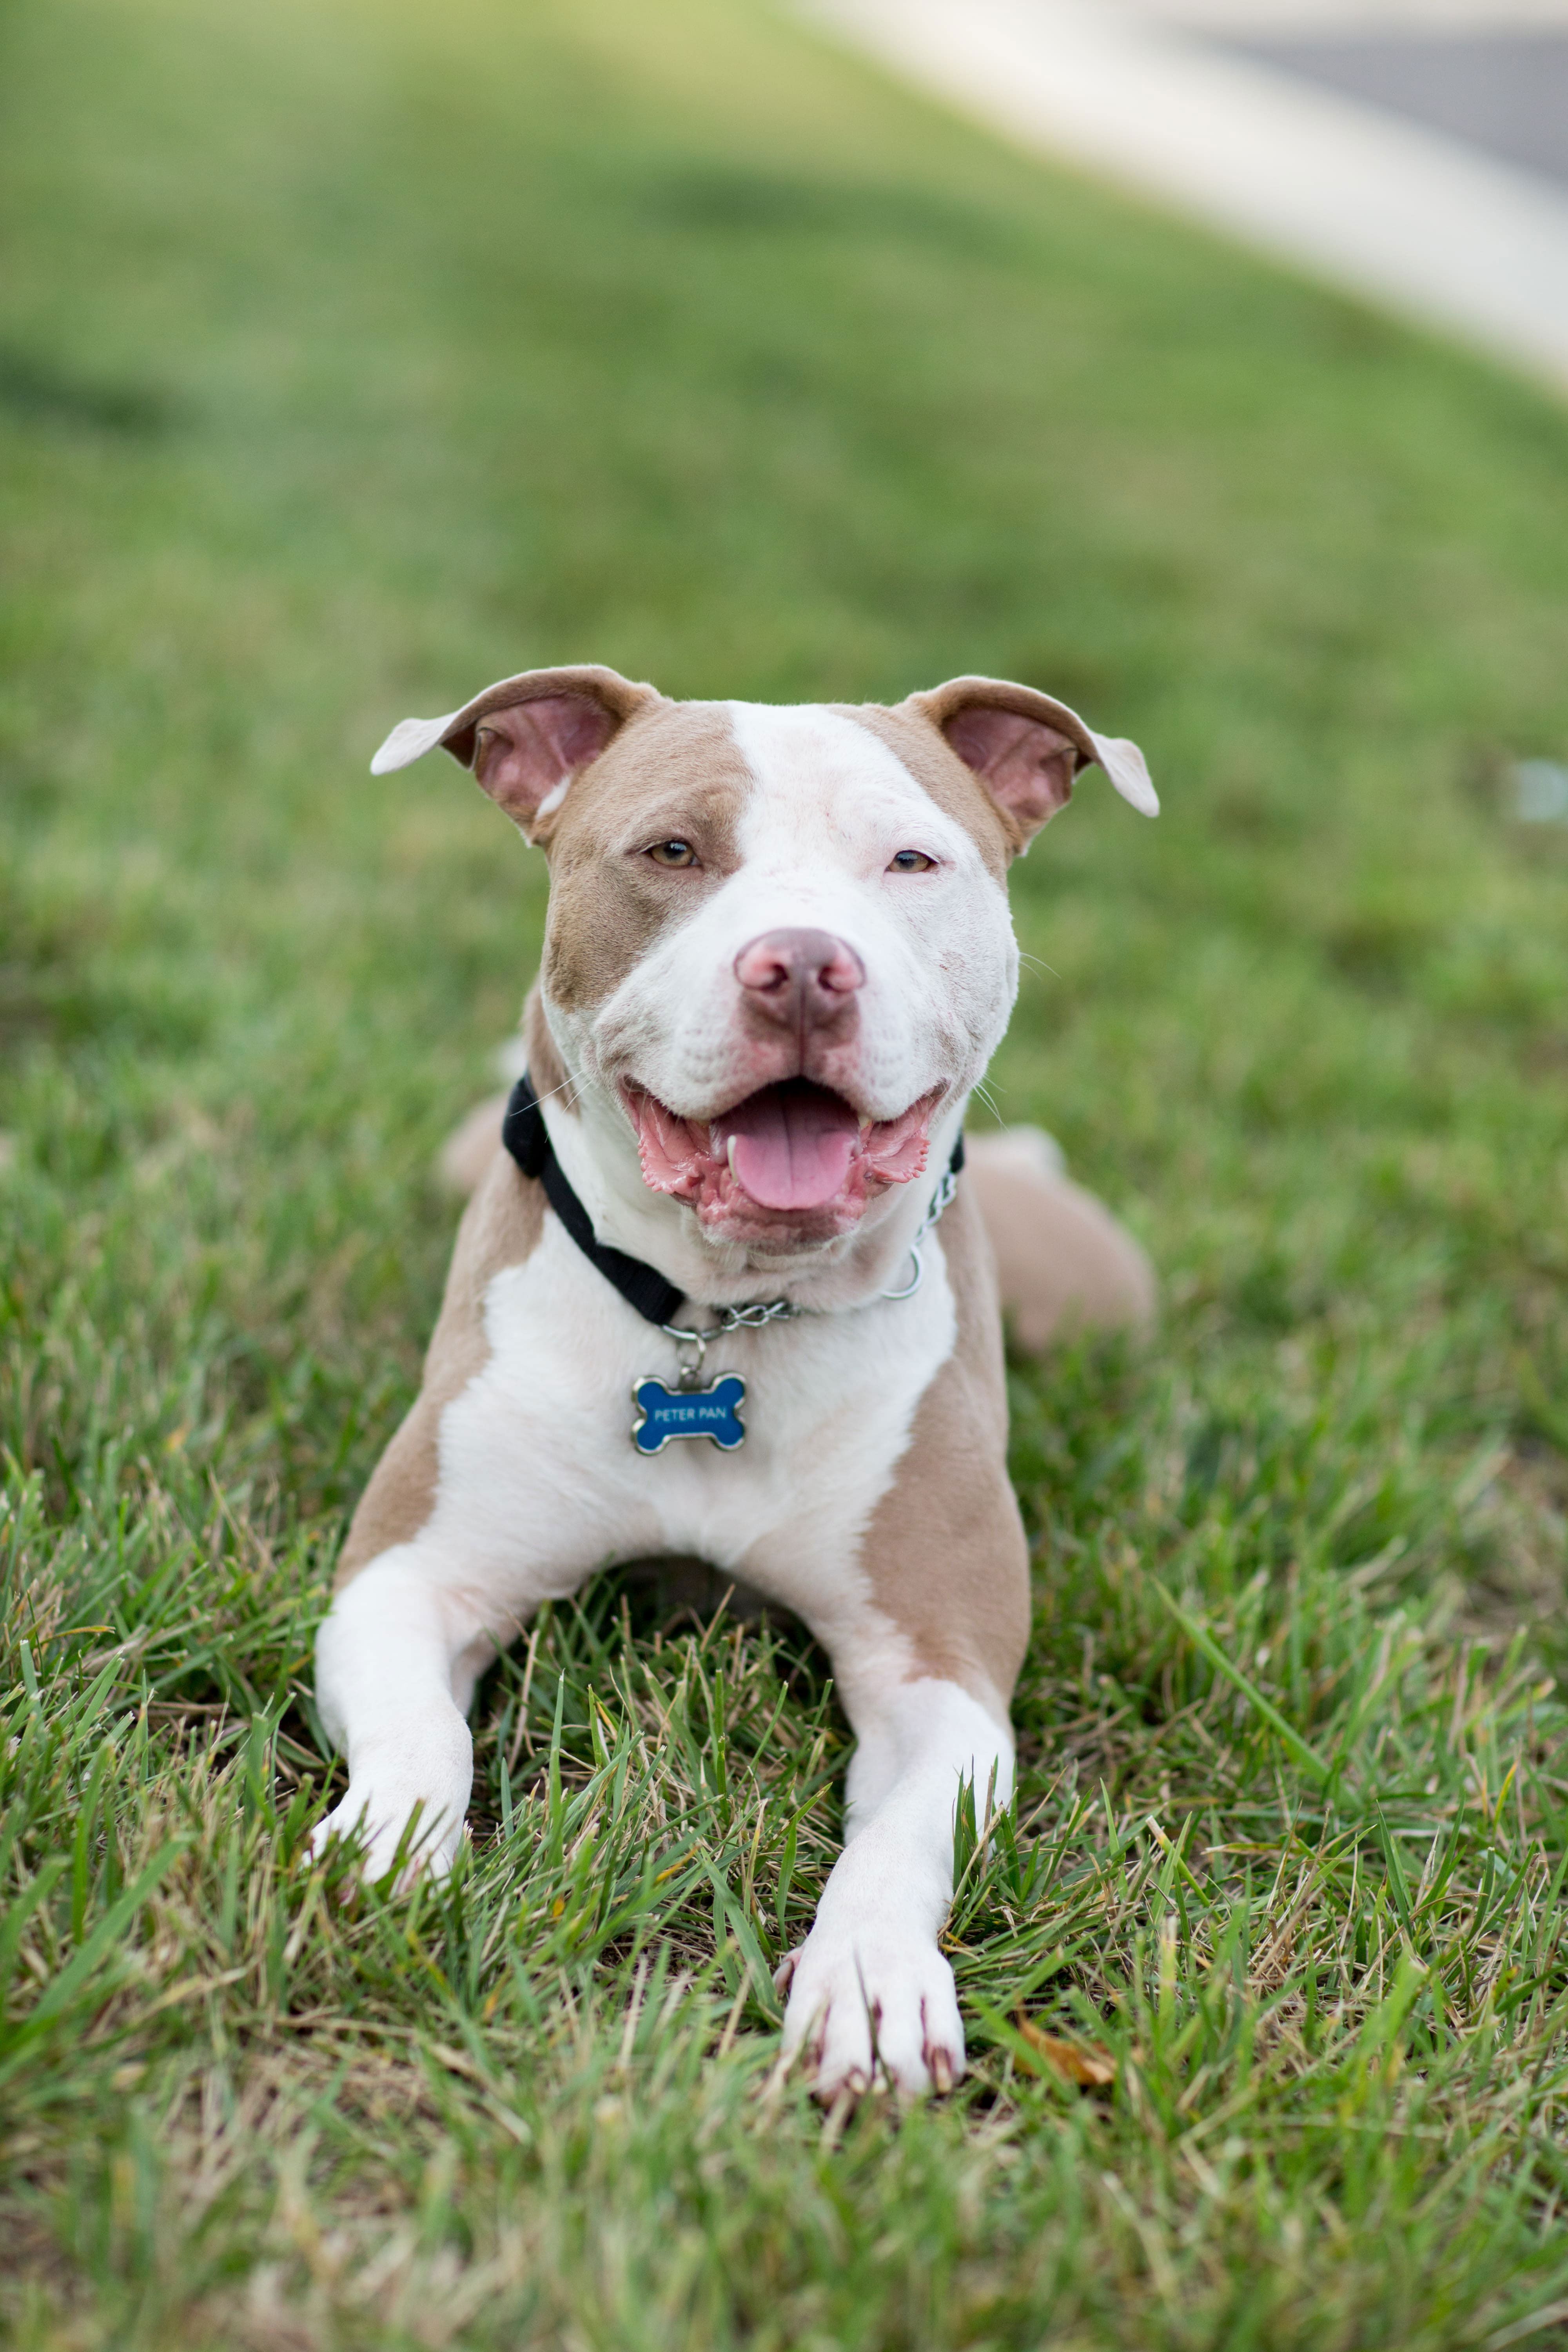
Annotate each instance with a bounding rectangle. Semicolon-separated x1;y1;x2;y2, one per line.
523;1071;581;1111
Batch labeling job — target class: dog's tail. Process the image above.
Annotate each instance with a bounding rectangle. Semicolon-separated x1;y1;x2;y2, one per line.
437;1098;1152;1354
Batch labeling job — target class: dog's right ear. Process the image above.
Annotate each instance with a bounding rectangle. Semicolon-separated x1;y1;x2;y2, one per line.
370;664;659;838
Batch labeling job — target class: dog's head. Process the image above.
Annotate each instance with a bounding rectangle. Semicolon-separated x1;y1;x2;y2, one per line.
375;667;1155;1258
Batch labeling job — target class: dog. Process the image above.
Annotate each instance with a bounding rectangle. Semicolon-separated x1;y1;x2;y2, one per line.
312;665;1156;2099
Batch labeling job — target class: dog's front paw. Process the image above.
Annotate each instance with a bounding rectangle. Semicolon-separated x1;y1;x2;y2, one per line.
308;1763;468;1891
777;1920;964;2100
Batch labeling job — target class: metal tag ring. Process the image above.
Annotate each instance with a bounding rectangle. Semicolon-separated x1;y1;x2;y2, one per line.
878;1243;924;1303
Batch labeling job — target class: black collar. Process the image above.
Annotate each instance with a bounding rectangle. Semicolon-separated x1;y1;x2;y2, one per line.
501;1073;962;1332
503;1074;687;1327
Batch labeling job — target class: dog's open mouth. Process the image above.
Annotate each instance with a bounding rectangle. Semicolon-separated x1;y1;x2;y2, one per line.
625;1078;940;1234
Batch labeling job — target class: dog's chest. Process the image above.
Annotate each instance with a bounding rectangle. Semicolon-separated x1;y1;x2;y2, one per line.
430;1218;958;1607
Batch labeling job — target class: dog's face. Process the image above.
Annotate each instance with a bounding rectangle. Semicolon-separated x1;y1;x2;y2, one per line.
374;667;1155;1255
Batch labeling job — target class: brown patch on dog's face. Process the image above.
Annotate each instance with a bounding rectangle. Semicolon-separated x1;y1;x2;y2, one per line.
541;701;753;1014
837;704;1014;879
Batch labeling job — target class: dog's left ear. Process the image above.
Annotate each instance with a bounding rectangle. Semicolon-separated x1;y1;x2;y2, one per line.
905;675;1157;852
370;663;659;839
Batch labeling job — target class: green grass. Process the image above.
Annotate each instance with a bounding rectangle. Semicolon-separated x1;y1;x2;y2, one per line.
3;0;1568;2340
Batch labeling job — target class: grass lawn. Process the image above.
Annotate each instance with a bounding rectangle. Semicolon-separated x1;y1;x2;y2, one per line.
4;0;1568;2340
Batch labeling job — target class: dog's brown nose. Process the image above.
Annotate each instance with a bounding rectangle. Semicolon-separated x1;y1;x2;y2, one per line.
733;928;865;1031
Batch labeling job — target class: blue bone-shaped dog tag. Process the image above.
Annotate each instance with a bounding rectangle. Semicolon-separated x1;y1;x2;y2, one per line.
632;1373;746;1454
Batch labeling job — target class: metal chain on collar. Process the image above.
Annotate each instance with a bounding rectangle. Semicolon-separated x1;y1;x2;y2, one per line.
660;1159;960;1379
879;1156;962;1303
661;1296;799;1381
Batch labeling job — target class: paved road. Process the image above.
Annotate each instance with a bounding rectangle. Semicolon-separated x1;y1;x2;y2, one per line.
1227;27;1568;186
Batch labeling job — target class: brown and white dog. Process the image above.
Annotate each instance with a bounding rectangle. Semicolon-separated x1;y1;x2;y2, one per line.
313;665;1157;2098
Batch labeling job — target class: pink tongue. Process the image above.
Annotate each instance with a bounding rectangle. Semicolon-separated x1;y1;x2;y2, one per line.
720;1086;861;1210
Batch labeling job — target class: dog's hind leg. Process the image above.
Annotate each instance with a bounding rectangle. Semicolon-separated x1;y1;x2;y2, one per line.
436;991;560;1199
437;1091;510;1198
964;1126;1154;1353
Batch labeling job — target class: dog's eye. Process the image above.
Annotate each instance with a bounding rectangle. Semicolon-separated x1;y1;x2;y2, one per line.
887;849;936;873
647;839;699;869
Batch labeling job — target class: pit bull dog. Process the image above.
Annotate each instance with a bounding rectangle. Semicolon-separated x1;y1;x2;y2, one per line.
313;664;1157;2098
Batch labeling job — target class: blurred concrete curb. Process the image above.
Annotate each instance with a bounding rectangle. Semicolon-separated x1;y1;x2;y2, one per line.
802;0;1568;395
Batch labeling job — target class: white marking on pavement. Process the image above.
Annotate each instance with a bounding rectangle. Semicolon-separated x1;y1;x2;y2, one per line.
1140;0;1568;27
803;0;1568;395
